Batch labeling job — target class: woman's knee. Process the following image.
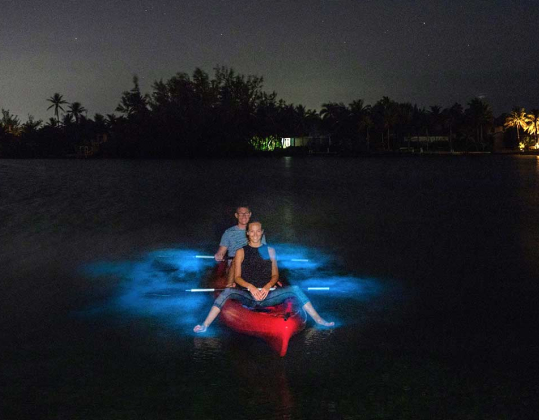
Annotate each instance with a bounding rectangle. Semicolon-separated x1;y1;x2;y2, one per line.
290;285;309;305
213;288;233;308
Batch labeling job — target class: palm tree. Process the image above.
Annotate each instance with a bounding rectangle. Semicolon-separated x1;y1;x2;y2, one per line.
443;103;463;152
47;93;68;124
466;98;493;149
68;102;87;124
375;96;399;150
428;105;443;135
62;113;74;126
349;99;368;146
105;113;119;129
504;107;527;142
525;109;539;148
320;102;349;136
46;117;57;127
394;102;414;149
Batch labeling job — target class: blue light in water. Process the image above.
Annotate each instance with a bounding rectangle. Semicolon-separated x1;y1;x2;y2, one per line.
293;276;383;300
81;244;385;334
271;243;328;271
82;247;216;331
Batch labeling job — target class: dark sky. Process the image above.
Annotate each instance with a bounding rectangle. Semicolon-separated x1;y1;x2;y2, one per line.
2;0;538;121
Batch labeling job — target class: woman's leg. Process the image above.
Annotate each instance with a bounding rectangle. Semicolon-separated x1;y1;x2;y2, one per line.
194;288;255;333
302;301;334;327
194;306;221;332
261;286;334;327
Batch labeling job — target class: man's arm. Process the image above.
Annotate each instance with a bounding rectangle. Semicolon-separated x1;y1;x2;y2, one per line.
214;245;228;261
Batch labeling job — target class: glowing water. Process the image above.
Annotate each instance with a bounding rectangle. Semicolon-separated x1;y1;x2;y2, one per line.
82;243;384;334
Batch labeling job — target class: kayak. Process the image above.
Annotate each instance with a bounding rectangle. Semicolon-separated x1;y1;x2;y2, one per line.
220;298;307;357
212;263;307;357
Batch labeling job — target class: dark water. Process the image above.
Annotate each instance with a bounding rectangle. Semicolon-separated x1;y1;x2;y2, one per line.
1;156;538;419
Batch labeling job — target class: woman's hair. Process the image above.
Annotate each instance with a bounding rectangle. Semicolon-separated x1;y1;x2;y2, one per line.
247;220;262;231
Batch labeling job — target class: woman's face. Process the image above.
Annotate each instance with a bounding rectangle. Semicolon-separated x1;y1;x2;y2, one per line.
247;222;263;244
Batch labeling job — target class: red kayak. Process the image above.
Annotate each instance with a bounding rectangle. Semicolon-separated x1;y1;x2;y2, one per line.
212;263;307;357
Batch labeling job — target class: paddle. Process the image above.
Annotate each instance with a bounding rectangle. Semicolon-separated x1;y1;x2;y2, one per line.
145;286;330;296
185;286;330;292
194;255;310;262
186;287;277;292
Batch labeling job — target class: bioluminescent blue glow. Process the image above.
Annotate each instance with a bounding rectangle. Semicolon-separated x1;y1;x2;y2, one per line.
81;247;218;334
81;244;386;335
271;243;327;271
291;276;383;300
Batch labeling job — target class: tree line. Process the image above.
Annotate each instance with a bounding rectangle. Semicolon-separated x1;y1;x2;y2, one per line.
0;66;535;158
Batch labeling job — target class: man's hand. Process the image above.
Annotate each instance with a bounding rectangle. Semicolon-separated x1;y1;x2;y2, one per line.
214;252;225;262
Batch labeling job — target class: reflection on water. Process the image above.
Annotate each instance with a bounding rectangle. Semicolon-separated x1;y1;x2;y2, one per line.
193;336;223;360
283;156;293;170
302;327;335;352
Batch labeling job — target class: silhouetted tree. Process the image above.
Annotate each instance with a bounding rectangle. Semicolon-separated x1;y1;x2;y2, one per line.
372;97;399;150
320;102;350;147
504;107;527;142
443;103;464;152
525;109;539;147
1;109;21;135
47;93;68;125
117;76;150;118
466;98;493;150
349;99;371;149
68;102;87;124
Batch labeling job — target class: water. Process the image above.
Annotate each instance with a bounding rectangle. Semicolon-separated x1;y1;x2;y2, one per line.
1;156;538;419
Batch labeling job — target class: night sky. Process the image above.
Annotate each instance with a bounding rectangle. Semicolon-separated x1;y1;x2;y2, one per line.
2;0;538;122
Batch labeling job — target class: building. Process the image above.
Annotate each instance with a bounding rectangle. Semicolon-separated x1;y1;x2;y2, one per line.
281;136;332;153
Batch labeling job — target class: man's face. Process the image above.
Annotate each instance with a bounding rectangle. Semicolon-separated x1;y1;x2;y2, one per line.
235;207;251;227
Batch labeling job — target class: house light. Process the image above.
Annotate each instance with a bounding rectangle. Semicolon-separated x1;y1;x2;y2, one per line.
281;138;291;148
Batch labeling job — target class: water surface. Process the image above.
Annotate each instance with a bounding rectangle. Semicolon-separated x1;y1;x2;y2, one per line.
1;156;538;419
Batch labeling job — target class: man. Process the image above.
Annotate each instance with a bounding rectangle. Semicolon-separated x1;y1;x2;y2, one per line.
194;221;333;333
214;206;265;286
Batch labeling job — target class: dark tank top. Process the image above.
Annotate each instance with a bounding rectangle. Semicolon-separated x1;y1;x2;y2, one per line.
241;245;272;288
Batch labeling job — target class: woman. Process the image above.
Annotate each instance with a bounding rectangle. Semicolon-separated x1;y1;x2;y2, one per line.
194;221;333;332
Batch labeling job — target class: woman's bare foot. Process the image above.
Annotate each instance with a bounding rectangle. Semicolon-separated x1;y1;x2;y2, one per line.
193;324;207;333
315;318;335;327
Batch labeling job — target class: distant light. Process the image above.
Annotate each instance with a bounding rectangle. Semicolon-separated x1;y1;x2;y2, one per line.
282;138;291;148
